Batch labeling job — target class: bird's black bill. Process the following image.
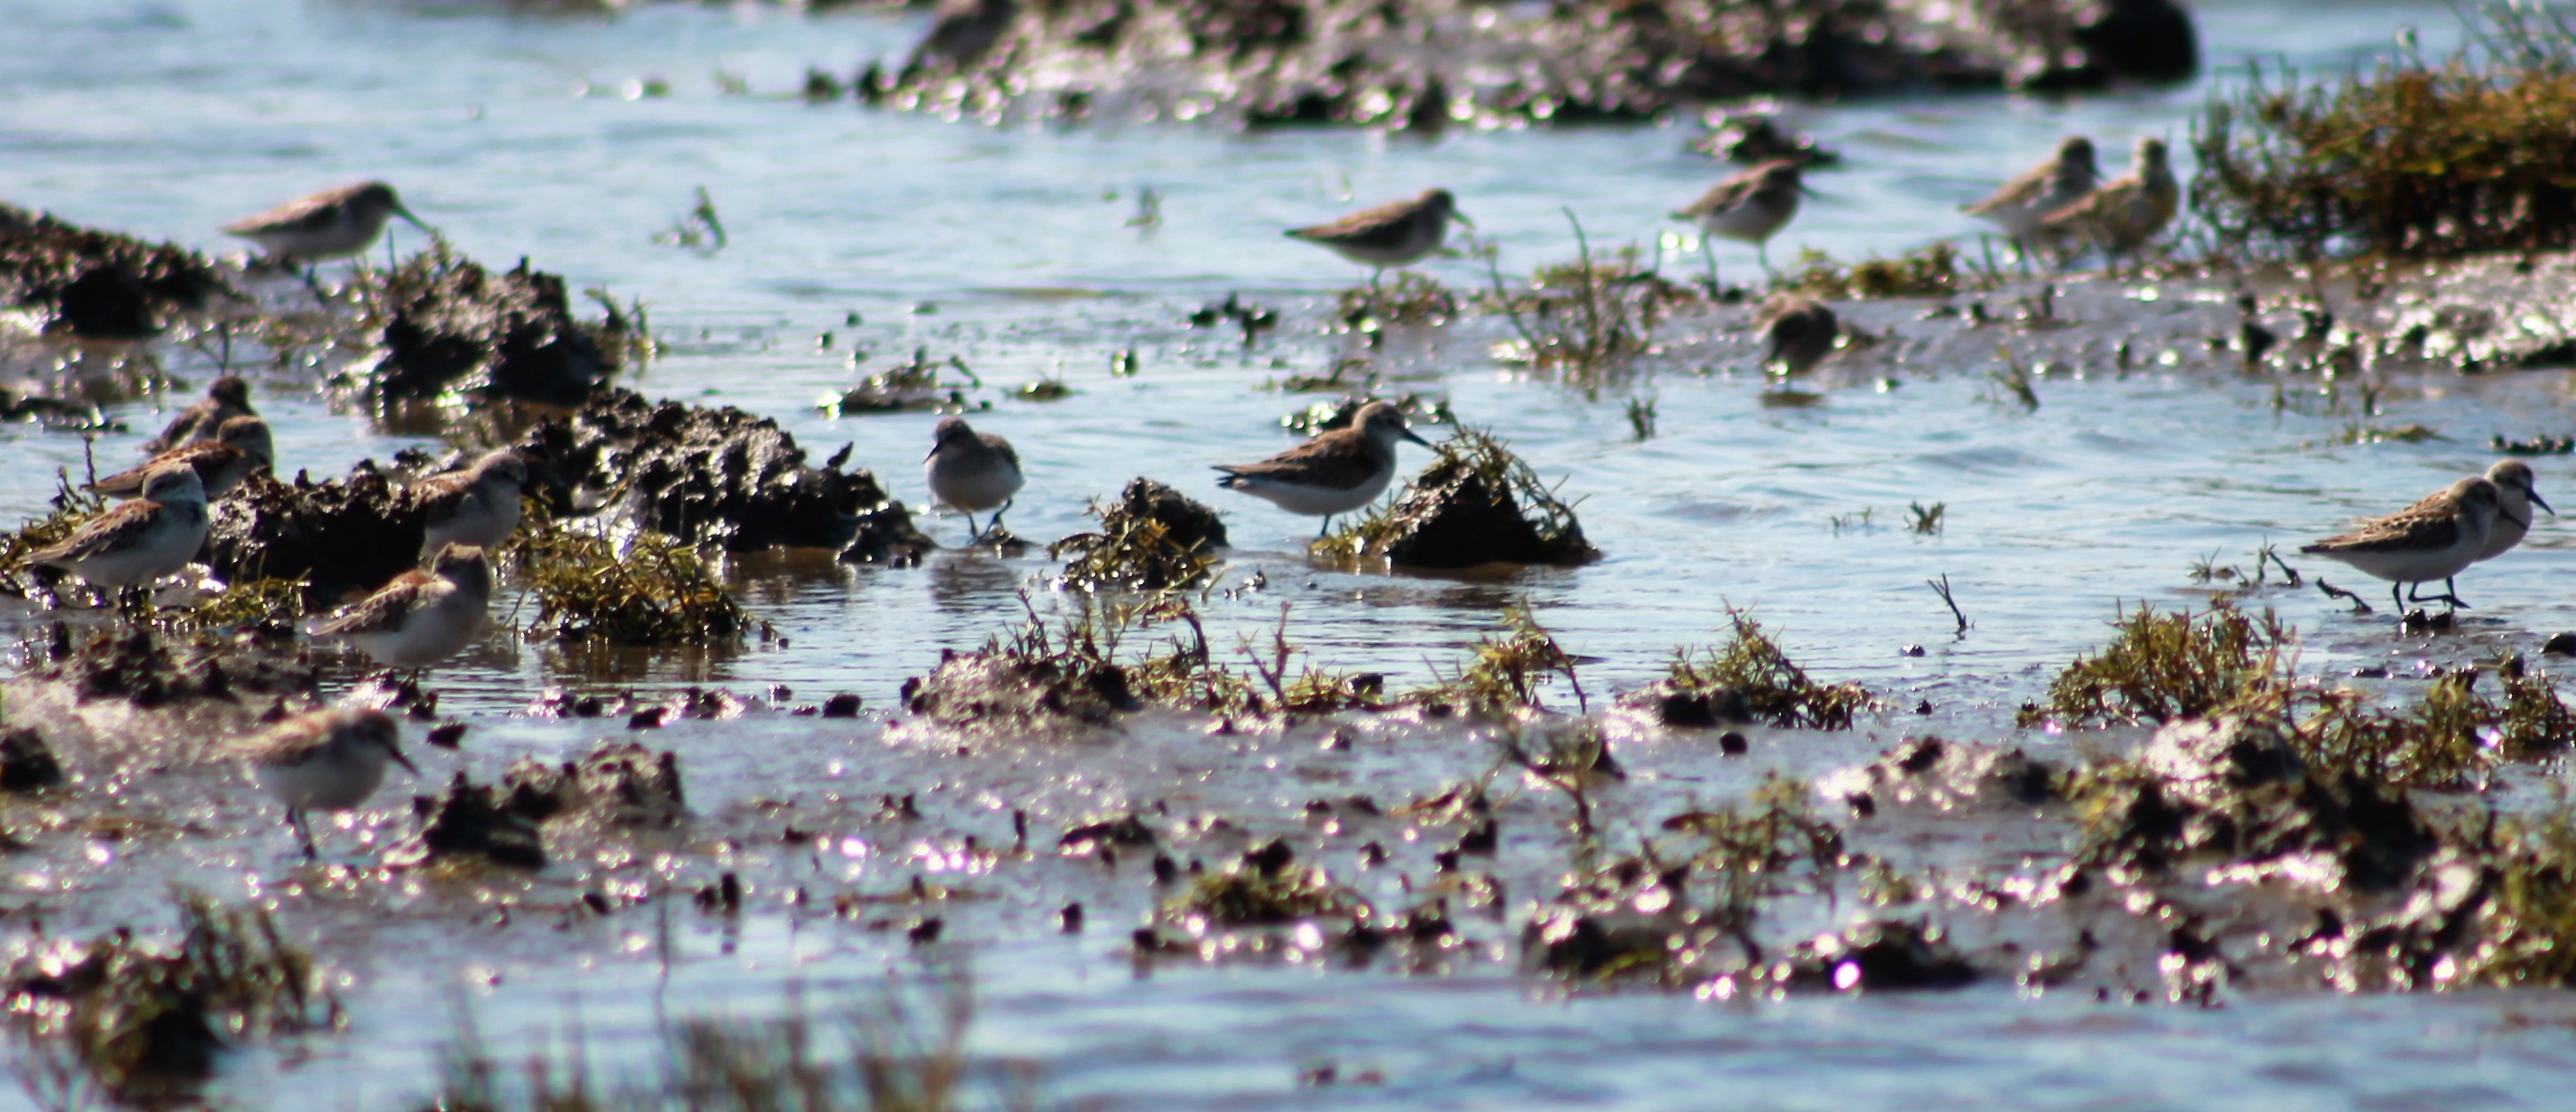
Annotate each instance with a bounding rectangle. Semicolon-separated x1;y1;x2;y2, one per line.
1402;428;1432;446
391;749;420;774
2534;490;2556;516
1451;211;1476;230
393;203;431;230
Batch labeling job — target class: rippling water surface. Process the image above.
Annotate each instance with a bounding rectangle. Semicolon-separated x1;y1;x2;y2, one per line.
5;1;2575;1107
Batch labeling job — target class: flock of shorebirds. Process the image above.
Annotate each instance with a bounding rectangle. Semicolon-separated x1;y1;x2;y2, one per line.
3;136;2522;859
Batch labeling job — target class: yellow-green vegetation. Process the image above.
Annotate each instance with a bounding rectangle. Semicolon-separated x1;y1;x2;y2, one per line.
1665;611;1871;730
179;576;309;634
2276;666;2576;789
1479;215;1681;388
1774;243;1963;299
2458;797;2576;987
1339;272;1459;327
416;963;983;1111
1048;497;1220;594
1167;863;1369;927
2194;4;2576;259
514;522;766;646
1413;605;1587;715
1661;774;1850;922
6;891;331;1106
2021;601;2284;728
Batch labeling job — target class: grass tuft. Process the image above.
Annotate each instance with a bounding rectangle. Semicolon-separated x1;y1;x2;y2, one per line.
2022;601;2284;728
514;521;767;647
1665;611;1871;730
1773;243;1960;300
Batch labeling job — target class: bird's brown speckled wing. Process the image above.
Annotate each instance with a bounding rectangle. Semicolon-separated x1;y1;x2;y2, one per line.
1214;429;1385;490
91;442;236;498
1675;168;1764;219
1963;159;2061;215
2041;175;2138;229
223;184;365;236
2304;503;2463;554
1288;196;1432;250
316;571;434;636
31;501;162;563
412;473;479;526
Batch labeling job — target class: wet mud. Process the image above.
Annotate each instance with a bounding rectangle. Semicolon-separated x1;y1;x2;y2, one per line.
864;0;2199;127
0;202;228;340
361;249;619;407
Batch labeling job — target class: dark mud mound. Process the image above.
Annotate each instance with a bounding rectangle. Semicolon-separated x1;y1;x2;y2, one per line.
499;740;688;829
202;465;428;605
866;0;2196;127
363;250;615;406
394;772;546;869
0;726;67;791
18;624;318;711
1049;478;1227;591
0;202;226;340
516;388;933;561
1324;427;1597;570
1827;737;2062;812
900;646;1137;732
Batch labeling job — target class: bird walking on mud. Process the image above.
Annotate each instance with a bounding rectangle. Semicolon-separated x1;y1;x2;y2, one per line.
1962;135;2100;267
1285;188;1471;289
1214;400;1432;539
312;544;494;682
1674;159;1810;291
924;416;1025;543
411;449;532;560
2301;476;2503;616
2040;137;2176;274
241;706;417;861
143;375;256;453
224;181;429;274
90;416;274;501
29;464;211;611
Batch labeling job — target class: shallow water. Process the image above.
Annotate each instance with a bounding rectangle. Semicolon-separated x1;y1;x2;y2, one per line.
5;0;2576;1107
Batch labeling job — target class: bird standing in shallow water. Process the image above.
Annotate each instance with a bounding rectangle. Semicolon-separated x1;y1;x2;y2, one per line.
90;416;274;501
1214;401;1432;539
242;706;417;860
2301;476;2502;616
143;376;255;453
30;464;210;609
313;545;493;682
1674;159;1809;290
924;417;1025;543
1285;188;1470;289
1962;136;2100;266
224;181;428;270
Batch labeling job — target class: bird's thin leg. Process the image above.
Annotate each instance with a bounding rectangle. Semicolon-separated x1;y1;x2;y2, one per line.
290;810;317;861
989;498;1013;533
1369;268;1383;294
1702;241;1722;298
961;512;979;544
1757;243;1774;279
2392;584;2406;617
1318;516;1333;540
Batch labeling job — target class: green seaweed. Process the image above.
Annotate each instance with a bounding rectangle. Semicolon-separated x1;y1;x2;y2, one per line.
2022;601;2284;728
1664;611;1871;730
1773;243;1960;300
515;522;767;647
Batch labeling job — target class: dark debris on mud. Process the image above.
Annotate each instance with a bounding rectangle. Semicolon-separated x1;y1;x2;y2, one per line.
204;466;430;605
1318;426;1597;569
0;201;229;340
16;624;317;711
1048;478;1228;592
353;246;620;407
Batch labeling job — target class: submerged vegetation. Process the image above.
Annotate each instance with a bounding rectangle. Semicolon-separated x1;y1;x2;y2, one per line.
1479;216;1683;387
2194;3;2576;259
1774;243;1975;300
1414;605;1588;715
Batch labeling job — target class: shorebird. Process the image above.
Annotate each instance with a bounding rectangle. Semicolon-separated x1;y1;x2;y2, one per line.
412;450;531;560
1285;188;1471;288
2477;460;2553;561
142;376;255;453
223;181;427;266
924;417;1024;541
1757;296;1839;378
1962;136;2100;264
312;544;493;679
2301;476;2503;615
1674;159;1809;288
29;465;209;607
90;416;273;501
2040;137;2176;272
1214;400;1431;538
241;706;417;860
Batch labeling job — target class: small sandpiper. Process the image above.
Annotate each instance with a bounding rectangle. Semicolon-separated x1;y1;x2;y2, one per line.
313;544;493;679
1214;400;1431;538
1674;159;1809;287
1285;188;1470;288
1962;136;2100;261
412;449;531;560
2041;137;2176;270
1757;295;1839;378
142;375;255;453
924;416;1024;541
241;706;417;860
2477;459;2552;561
223;181;427;264
90;416;274;501
2301;476;2503;615
29;464;210;604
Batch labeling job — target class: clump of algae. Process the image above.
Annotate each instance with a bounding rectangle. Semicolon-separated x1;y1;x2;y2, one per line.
513;520;766;646
1662;611;1871;730
2020;600;2284;728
